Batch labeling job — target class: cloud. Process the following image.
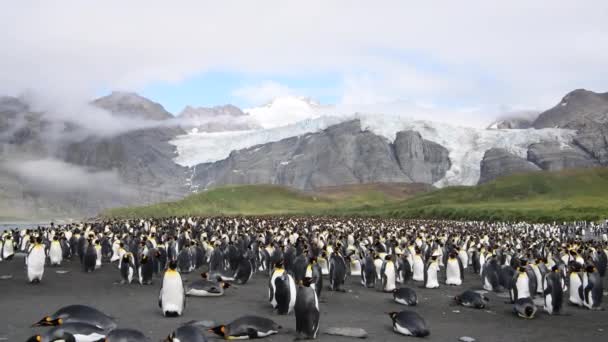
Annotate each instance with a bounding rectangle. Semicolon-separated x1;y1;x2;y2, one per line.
1;1;608;127
233;81;296;105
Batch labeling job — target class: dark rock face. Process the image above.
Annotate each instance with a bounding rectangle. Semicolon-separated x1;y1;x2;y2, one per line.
394;130;450;184
192;120;452;190
527;142;598;171
533;89;608;129
572;122;608;165
478;148;540;184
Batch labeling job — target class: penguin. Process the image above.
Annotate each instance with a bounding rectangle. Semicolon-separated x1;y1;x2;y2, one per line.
510;266;531;303
454;290;489;309
583;265;603;310
234;255;253;285
412;249;425;282
120;253;135;285
328;252;347;292
393;287;418;306
373;252;384;280
381;254;397;292
397;254;412;284
177;243;193;273
32;305;117;331
209;316;281;339
306;257;323;298
481;257;500;292
514;297;537;319
186;276;231;297
104;328;150;342
543;266;564;315
445;252;464;286
295;277;320;340
139;254;154;285
568;264;585;307
2;234;15;260
317;253;330;276
49;236;63;266
83;240;97;273
274;270;297;315
159;261;186;317
165;324;208;342
423;256;440;289
27;237;46;283
361;253;377;288
28;322;107;342
387;311;430;337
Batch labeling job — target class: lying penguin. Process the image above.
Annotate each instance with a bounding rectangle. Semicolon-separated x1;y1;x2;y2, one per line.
393;287;418;306
209;316;281;339
186;273;231;297
454;290;489;309
32;305;117;331
388;310;430;337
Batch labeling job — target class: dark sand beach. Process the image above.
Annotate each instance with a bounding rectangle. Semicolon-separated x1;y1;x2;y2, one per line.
0;256;606;341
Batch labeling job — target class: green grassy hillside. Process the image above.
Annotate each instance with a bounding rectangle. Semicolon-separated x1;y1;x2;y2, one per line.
102;183;424;218
345;167;608;222
103;168;608;222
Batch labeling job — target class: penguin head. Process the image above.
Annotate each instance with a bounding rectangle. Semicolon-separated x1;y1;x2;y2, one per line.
25;335;42;342
209;325;227;337
168;260;178;270
585;265;596;273
221;282;231;289
200;272;208;279
387;312;398;321
525;306;535;317
32;317;62;327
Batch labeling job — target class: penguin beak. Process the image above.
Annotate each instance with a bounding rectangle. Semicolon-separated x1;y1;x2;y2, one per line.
32;317;52;327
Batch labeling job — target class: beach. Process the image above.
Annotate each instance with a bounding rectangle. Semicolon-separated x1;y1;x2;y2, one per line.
1;256;606;341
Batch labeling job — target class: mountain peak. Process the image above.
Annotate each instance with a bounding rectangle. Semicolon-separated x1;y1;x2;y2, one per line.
93;91;173;120
533;88;608;129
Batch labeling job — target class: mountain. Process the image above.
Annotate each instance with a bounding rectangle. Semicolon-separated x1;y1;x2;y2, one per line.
177;104;261;132
533;89;608;129
93;91;173;121
2;89;608;219
191;119;450;190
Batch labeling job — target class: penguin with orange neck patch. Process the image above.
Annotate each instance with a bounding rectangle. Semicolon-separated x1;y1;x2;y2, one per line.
27;236;46;283
209;316;281;340
159;261;186;317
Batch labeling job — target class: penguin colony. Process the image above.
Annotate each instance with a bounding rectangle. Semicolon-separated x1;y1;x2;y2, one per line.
1;217;607;340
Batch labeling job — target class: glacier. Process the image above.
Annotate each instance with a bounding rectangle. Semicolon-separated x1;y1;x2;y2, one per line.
170;113;576;187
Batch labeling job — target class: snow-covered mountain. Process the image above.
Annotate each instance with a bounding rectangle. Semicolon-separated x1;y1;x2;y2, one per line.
176;104;261;132
171;113;575;187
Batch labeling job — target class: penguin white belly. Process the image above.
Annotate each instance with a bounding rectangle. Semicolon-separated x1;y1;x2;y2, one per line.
350;259;361;276
49;243;62;265
27;246;45;282
161;276;185;314
374;259;383;280
445;260;461;285
515;275;530;299
318;259;329;275
95;248;102;268
288;274;297;314
383;264;396;292
531;265;542;294
74;333;107;342
393;322;413;336
544;293;553;313
187;288;223;297
569;275;583;306
412;257;424;282
3;241;14;258
458;251;468;269
425;264;440;289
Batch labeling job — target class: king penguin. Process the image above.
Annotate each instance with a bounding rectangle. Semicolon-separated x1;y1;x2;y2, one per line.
412;248;425;282
510;266;531;303
583;265;603;310
139;254;154;285
388;311;430;337
543;266;564;315
49;236;63;266
209;316;281;339
83;239;97;273
159;261;186;317
568;263;584;307
423;256;440;289
295;277;320;340
381;254;397;292
361;252;377;288
120;253;135;285
445;251;464;286
27;237;46;284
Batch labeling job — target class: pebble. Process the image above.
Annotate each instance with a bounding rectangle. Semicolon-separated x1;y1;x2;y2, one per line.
459;337;476;342
324;327;368;339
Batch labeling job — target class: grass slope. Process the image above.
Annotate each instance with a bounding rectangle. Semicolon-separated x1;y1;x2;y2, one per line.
103;168;608;222
347;167;608;222
102;183;421;218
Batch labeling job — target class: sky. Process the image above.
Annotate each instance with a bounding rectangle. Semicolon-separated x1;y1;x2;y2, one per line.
2;1;608;128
